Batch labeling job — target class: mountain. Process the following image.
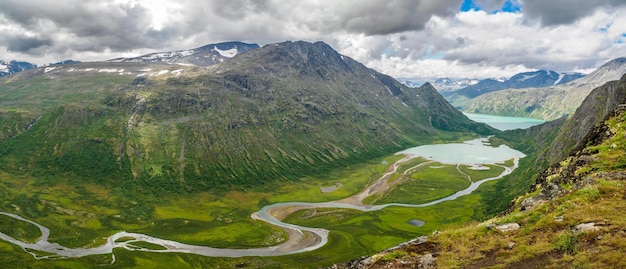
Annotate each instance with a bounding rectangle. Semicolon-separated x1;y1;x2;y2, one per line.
397;77;480;92
49;60;81;65
445;70;584;101
463;57;626;120
0;41;493;193
335;73;626;269
108;41;260;66
541;74;626;164
0;60;36;77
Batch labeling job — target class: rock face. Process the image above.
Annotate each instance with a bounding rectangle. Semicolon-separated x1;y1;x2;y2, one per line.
543;74;626;164
516;74;626;212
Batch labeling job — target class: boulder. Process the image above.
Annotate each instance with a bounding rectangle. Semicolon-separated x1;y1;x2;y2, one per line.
418;253;436;269
488;223;521;232
575;222;600;232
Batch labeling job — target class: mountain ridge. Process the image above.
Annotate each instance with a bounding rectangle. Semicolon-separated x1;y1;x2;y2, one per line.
446;70;584;99
462;57;626;120
0;60;36;77
108;41;260;66
0;40;493;193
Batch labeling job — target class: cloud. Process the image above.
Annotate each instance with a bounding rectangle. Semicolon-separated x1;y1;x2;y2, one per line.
521;0;626;26
0;0;624;80
6;36;52;52
335;7;626;79
315;0;463;35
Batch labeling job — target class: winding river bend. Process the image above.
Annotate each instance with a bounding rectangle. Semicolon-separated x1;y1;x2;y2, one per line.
0;138;525;260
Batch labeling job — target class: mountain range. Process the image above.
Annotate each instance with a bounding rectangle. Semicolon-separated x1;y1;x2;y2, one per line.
445;70;585;99
463;57;626;120
398;77;481;92
0;41;491;193
398;70;584;95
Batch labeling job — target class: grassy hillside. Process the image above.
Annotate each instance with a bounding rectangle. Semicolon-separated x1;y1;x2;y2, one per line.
0;42;493;195
336;76;626;269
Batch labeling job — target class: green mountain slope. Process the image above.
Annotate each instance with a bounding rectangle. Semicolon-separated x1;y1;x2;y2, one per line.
0;41;492;193
461;58;626;121
336;73;626;269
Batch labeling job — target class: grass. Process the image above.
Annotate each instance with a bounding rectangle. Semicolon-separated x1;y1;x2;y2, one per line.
0;214;41;243
0;133;525;268
127;241;168;251
402;111;626;268
369;162;509;205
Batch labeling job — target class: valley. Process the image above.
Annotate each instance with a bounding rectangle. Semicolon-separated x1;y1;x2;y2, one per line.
0;136;525;268
0;39;624;268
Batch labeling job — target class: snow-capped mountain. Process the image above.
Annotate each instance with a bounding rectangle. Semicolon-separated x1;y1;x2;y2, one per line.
447;70;585;99
0;60;36;77
463;57;626;121
108;41;260;66
397;77;479;92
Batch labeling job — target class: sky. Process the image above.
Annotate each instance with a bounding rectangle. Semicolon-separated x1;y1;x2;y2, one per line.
1;0;625;79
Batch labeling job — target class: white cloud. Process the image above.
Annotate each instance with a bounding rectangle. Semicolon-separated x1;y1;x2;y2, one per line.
330;7;626;79
0;0;624;80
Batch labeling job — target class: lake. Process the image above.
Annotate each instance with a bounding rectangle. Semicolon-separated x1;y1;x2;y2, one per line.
398;137;525;165
464;112;544;131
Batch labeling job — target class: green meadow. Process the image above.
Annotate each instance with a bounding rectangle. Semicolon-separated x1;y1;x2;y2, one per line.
0;149;520;268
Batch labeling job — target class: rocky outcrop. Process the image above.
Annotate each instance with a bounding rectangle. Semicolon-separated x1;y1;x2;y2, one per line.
331;236;437;269
544;74;626;164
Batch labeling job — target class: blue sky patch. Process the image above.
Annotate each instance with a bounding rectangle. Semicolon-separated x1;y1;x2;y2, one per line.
460;0;521;13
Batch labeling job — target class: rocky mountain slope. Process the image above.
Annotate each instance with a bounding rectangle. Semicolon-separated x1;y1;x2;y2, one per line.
463;57;626;120
0;41;492;193
335;74;626;269
108;41;259;66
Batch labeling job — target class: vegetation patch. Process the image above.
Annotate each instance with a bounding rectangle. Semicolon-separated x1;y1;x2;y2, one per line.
127;241;167;251
0;214;41;243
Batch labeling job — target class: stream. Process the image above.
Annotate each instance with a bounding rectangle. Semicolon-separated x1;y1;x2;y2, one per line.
0;138;525;259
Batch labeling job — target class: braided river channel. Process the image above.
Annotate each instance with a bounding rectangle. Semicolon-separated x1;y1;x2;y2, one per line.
1;134;527;260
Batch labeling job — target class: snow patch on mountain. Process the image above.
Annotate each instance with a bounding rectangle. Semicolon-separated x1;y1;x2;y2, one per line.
517;73;539;81
214;46;237;58
107;42;260;66
0;60;37;76
554;73;565;85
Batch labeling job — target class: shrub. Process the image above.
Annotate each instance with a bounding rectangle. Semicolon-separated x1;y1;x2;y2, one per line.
554;232;578;255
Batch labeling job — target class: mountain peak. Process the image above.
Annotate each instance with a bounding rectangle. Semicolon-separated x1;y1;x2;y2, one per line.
0;60;37;77
108;41;260;66
575;57;626;85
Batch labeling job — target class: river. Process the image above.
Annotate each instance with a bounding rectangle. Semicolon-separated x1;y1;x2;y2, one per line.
0;138;525;260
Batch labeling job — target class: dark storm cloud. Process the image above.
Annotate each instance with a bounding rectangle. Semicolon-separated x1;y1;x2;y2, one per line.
314;0;464;35
0;0;167;52
6;36;52;52
522;0;626;26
